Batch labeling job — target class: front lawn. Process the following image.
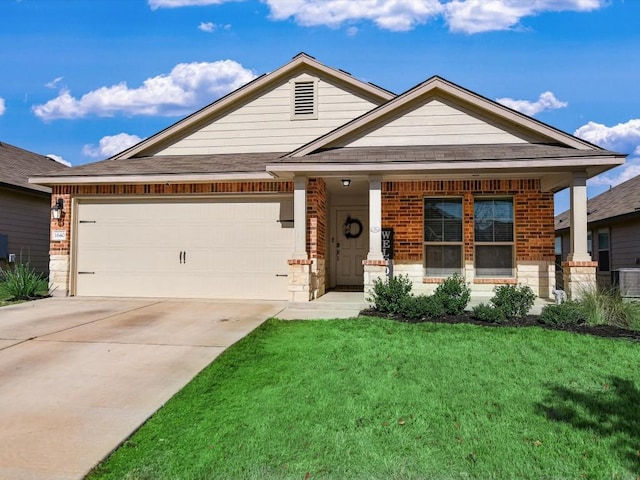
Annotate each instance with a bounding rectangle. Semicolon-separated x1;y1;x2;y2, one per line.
89;317;640;480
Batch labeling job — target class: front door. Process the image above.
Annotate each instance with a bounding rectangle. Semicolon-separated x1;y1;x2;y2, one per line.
335;208;368;286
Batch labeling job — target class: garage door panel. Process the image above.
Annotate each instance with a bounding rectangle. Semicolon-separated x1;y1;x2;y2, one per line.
75;197;294;299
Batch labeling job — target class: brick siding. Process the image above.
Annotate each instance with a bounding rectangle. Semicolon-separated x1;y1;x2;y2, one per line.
306;178;327;260
381;179;555;264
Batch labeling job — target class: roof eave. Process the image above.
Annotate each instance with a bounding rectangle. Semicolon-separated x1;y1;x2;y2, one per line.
29;172;276;186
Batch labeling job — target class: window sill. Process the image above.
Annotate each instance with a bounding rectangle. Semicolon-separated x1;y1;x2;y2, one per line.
473;278;517;284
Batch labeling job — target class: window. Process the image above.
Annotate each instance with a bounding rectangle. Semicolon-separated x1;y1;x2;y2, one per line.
474;198;514;277
423;198;463;277
597;229;610;272
290;79;317;119
554;236;562;269
587;231;593;257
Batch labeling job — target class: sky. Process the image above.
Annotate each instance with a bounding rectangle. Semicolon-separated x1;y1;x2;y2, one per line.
1;0;639;214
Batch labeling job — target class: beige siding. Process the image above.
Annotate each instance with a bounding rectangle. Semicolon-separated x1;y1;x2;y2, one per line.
346;99;528;148
158;75;377;155
0;187;51;275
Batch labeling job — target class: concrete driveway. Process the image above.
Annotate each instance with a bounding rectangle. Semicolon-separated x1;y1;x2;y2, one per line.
0;297;285;480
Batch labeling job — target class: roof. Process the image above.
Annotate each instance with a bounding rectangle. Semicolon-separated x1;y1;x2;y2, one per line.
0;141;69;194
38;152;284;177
555;174;640;230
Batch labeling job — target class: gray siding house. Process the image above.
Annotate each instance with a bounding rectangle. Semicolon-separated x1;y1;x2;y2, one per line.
0;141;69;275
555;174;640;289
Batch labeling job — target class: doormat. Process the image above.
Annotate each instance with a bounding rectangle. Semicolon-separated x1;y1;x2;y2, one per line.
332;285;365;292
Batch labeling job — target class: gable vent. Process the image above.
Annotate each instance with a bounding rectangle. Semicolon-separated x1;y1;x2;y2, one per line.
292;80;317;118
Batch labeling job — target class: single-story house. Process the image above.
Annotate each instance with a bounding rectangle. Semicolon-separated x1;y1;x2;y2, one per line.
31;53;626;301
555;174;640;291
1;141;69;275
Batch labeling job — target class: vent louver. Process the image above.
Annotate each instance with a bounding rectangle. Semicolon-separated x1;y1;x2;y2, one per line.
294;81;315;116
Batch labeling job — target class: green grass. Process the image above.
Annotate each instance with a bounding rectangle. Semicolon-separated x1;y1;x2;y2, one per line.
0;279;49;307
89;317;640;480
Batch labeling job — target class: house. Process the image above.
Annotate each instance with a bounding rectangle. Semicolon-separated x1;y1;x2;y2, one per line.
30;53;625;301
555;174;640;289
0;141;69;275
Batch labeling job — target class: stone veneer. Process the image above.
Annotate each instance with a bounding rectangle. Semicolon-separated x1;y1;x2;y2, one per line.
562;260;598;300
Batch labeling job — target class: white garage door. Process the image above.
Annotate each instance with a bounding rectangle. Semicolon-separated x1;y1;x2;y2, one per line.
75;197;294;300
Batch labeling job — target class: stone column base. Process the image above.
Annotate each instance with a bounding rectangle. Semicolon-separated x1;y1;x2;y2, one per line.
288;259;313;302
562;260;598;300
363;259;388;300
49;254;70;297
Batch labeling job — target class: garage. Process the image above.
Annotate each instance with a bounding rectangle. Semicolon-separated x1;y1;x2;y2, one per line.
74;196;294;300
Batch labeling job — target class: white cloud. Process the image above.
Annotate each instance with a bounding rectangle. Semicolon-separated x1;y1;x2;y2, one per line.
147;0;607;34
574;119;640;154
83;133;144;158
45;154;72;167
198;21;230;32
443;0;605;34
148;0;233;9
45;76;64;89
496;91;568;116
346;26;359;36
264;0;444;31
199;21;216;32
588;158;640;189
32;60;256;120
0;98;5;115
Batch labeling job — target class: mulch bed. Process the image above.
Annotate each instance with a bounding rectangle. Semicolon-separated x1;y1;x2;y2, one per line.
360;309;640;341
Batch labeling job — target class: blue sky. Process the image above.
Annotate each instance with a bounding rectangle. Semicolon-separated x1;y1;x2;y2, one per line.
1;0;639;214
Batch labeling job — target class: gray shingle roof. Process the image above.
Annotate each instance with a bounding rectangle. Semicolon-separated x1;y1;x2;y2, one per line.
37;152;287;177
0;141;69;193
276;144;619;164
555;174;640;230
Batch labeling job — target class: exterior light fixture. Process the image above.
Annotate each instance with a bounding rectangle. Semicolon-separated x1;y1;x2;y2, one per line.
341;179;351;187
51;198;64;220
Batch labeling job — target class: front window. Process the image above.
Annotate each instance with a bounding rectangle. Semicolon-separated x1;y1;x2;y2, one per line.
597;229;610;272
474;197;514;277
423;198;463;277
555;236;562;269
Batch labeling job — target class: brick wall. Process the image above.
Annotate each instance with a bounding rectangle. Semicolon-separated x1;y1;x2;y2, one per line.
382;179;555;264
49;181;293;256
306;178;326;260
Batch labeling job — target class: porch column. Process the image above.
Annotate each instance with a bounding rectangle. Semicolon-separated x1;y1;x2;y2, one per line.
288;176;312;302
563;171;597;299
367;175;384;261
293;176;308;260
363;175;387;299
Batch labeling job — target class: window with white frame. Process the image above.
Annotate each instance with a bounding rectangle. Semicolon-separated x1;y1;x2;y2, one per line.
597;229;610;272
290;78;318;119
423;197;463;277
474;197;514;277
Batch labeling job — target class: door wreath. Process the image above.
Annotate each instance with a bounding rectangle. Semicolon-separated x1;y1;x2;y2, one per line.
344;216;363;239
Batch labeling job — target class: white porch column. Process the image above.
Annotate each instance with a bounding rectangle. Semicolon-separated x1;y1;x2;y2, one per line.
567;172;591;262
563;171;597;299
293;176;308;259
367;175;384;261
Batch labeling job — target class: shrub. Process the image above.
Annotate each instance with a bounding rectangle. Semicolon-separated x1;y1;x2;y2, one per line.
491;284;536;319
577;288;640;330
399;294;444;320
540;301;584;327
367;274;413;315
471;303;506;323
433;273;471;315
0;262;47;300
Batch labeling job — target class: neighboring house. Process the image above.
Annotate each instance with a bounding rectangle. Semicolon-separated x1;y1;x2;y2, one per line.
555;174;640;289
0;141;69;275
31;53;625;301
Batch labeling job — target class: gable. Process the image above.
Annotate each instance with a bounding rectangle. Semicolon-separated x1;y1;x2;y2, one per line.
344;97;529;148
157;72;382;156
